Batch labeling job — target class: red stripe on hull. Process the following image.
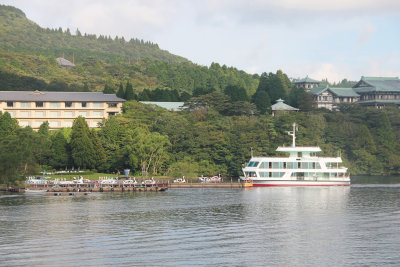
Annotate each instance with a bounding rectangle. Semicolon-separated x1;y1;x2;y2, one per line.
253;184;350;187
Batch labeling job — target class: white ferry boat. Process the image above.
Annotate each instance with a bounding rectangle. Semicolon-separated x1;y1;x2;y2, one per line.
241;123;350;187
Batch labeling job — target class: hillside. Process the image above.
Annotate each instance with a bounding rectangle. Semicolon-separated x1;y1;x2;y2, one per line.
0;5;259;94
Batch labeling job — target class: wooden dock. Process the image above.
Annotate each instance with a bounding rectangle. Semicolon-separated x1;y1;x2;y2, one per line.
24;181;251;193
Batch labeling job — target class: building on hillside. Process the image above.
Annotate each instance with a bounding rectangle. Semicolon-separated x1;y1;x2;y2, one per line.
271;98;299;116
293;76;321;91
311;86;360;110
0;90;125;129
353;76;400;108
56;57;75;68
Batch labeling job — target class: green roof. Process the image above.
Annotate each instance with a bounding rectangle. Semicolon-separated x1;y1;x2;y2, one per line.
293;76;321;84
353;77;400;93
311;86;359;97
271;98;299;111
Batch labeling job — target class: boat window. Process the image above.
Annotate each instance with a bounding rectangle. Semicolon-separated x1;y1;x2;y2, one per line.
260;162;268;168
297;152;302;157
245;171;257;177
272;162;280;168
259;172;285;178
301;162;309;169
246;161;259;167
287;162;295;169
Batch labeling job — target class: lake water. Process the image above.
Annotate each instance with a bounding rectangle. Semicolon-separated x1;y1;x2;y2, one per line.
1;177;400;266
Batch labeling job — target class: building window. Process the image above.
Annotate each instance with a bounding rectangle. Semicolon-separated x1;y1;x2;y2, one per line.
108;112;117;116
64;111;73;118
108;103;117;108
50;102;60;108
79;111;87;117
93;111;103;117
7;101;13;107
65;102;72;108
20;111;30;117
36;102;44;107
49;121;60;128
20;102;31;108
93;102;103;108
50;111;60;117
19;121;30;127
35;111;45;118
34;121;44;128
81;102;87;108
64;121;73;127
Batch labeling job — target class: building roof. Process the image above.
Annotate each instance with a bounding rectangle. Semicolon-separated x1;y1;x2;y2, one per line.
56;57;75;67
140;101;184;111
353;77;400;93
358;100;400;105
311;86;359;97
271;98;299;111
0;91;125;102
293;76;321;84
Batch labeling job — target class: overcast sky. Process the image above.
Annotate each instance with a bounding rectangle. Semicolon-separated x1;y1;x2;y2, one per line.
3;0;400;82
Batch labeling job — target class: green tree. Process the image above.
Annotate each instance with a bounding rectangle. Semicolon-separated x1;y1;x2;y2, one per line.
89;129;107;170
252;90;271;114
0;111;19;138
224;84;248;102
49;131;69;169
116;82;125;98
103;83;115;94
124;81;136;100
70;116;96;169
0;127;40;185
36;121;52;168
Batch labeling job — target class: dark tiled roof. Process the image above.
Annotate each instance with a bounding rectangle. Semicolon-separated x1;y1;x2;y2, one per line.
0;91;125;102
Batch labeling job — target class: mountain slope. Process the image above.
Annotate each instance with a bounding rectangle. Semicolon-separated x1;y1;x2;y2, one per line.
0;5;259;95
0;5;187;63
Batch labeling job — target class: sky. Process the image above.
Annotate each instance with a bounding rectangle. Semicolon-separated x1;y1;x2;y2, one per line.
3;0;400;82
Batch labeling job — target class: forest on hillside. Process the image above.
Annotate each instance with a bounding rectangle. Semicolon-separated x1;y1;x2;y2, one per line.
1;98;400;185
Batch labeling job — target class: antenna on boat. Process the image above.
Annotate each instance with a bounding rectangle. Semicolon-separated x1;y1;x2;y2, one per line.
287;123;297;147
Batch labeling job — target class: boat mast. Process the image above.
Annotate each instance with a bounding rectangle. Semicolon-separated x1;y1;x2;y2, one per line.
288;123;298;147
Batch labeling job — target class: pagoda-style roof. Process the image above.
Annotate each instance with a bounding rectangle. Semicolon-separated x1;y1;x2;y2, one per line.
271;98;299;111
353;77;400;93
293;76;321;84
311;86;359;97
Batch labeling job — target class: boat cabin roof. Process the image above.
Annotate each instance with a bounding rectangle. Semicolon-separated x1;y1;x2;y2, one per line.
276;146;321;153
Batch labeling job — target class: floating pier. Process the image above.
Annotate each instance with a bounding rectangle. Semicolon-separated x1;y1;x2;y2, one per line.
24;180;251;193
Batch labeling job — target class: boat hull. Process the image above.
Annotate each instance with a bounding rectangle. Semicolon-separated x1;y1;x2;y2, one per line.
252;180;350;187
